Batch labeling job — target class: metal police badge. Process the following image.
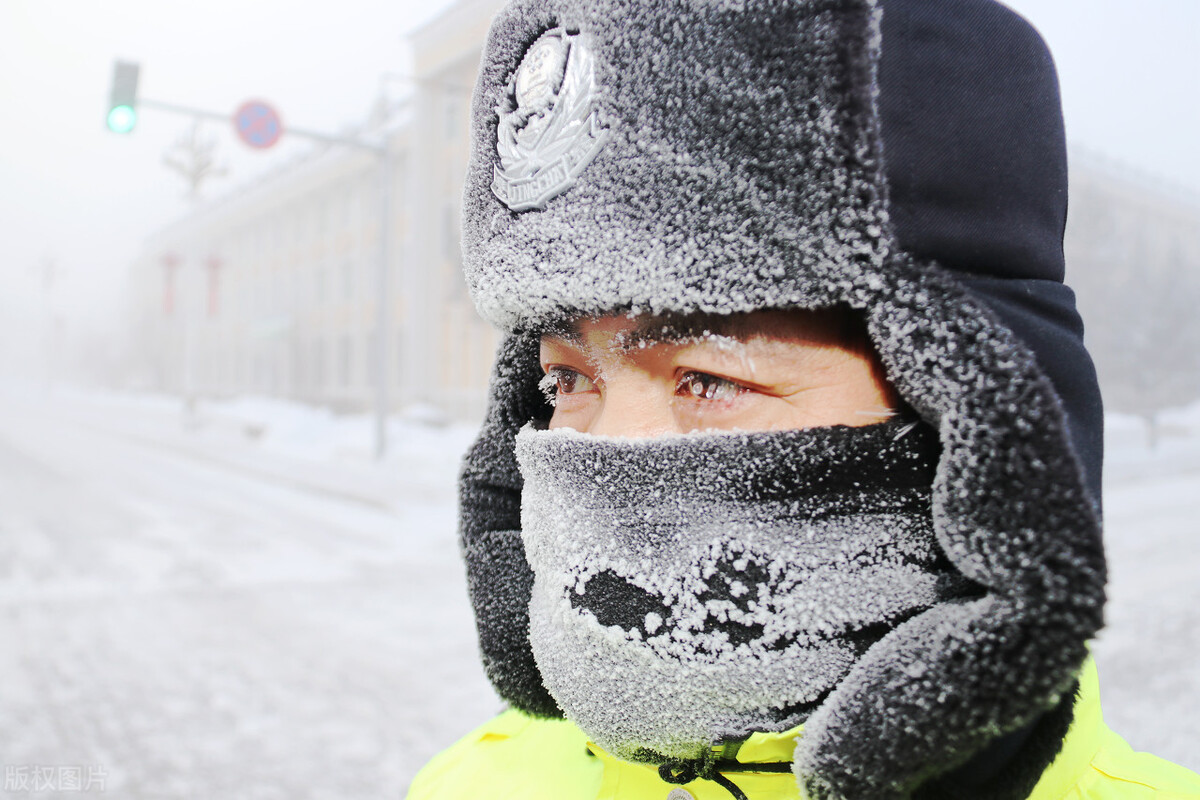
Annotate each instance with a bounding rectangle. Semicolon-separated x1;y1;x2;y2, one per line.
492;28;610;212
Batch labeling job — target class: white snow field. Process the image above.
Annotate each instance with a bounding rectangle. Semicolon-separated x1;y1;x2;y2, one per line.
0;385;1196;798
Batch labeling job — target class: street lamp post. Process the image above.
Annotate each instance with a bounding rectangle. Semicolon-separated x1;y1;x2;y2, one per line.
373;140;395;460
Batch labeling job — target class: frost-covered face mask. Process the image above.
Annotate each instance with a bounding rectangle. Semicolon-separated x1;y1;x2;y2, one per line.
515;417;974;763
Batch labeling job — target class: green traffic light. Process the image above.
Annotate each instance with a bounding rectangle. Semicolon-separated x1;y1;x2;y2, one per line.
107;104;137;133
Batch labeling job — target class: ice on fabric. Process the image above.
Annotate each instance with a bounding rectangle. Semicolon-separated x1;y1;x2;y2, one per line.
462;0;889;334
515;418;968;760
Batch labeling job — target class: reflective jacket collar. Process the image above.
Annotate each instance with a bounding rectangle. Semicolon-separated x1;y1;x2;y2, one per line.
585;660;1107;800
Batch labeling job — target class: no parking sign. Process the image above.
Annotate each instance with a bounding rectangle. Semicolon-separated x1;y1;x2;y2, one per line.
234;100;283;149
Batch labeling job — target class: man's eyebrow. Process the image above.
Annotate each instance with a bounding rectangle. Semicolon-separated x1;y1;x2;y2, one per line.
540;322;583;344
623;315;743;348
539;314;753;350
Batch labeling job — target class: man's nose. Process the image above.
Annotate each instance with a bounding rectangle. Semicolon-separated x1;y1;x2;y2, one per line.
588;379;678;438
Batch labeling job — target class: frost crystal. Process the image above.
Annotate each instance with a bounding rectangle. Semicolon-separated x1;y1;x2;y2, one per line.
516;418;964;760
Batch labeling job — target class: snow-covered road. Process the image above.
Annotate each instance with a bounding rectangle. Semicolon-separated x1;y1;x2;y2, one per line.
1091;466;1200;769
0;388;1195;798
0;392;499;798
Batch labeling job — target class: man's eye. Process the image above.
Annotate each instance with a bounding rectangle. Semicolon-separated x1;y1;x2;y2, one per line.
539;367;596;405
676;372;744;402
554;368;595;395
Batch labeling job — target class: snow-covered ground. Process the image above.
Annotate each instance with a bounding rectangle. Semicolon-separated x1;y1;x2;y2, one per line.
0;384;1196;798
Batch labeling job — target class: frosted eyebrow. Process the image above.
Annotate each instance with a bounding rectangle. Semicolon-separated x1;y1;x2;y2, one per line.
621;315;745;350
537;319;714;347
540;323;583;345
539;315;752;350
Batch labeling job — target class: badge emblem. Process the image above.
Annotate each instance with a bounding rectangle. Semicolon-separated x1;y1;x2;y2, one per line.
492;28;610;212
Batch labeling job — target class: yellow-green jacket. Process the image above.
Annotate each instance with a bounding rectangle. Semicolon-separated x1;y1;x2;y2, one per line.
407;662;1200;800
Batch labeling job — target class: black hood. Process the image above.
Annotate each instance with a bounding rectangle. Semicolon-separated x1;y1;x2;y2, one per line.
878;0;1103;505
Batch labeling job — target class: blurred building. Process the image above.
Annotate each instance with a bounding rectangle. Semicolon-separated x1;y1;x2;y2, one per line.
131;142;394;410
128;0;1200;423
401;0;508;419
1065;153;1200;420
128;0;505;421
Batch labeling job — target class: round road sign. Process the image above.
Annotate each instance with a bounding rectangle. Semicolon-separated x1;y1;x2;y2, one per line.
234;100;283;149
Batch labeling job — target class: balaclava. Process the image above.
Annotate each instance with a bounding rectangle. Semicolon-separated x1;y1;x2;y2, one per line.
457;1;1107;798
516;418;973;762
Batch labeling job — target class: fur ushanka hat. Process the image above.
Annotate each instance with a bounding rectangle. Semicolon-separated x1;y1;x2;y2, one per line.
457;1;1107;798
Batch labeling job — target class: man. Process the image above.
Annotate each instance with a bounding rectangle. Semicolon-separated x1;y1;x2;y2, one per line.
408;0;1200;797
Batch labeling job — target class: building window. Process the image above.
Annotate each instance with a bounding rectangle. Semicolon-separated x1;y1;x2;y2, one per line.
445;97;458;139
338;188;351;229
340;335;353;386
317;338;326;389
442;205;456;261
293;342;306;392
397;332;404;385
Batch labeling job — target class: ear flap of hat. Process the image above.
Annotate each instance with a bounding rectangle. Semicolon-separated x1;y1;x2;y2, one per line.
459;331;560;717
876;0;1104;509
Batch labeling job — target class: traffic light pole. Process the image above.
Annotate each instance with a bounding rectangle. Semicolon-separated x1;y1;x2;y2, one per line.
137;99;386;154
127;95;396;458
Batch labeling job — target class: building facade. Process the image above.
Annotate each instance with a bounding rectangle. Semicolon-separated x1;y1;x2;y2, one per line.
1064;154;1200;419
128;0;505;420
130;140;404;411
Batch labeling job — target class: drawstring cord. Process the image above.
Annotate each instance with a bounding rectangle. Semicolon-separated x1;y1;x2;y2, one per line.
657;757;793;800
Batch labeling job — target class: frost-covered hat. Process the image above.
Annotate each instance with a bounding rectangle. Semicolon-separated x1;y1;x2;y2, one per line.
459;0;1106;797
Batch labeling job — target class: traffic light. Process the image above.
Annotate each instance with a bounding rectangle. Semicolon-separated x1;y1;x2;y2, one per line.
106;60;140;133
